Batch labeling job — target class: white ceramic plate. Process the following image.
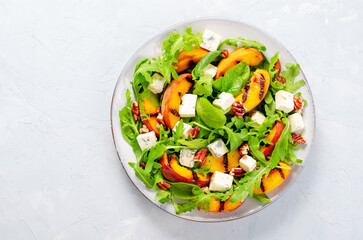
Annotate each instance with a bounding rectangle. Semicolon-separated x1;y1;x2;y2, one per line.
111;18;316;222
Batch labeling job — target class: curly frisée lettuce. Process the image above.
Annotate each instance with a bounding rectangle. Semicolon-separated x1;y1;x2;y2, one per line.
118;27;308;214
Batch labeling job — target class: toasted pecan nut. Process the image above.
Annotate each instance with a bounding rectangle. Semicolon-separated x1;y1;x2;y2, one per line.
293;96;304;113
274;59;281;76
194;149;207;163
157;181;171;190
132;101;140;121
292;133;306;145
275;76;286;84
139;124;150;134
230;168;244;177
139;161;146;169
232;101;246;118
238;143;249;156
221;50;229;58
188;126;200;139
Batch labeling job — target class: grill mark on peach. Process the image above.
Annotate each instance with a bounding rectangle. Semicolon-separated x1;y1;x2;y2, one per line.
259;74;265;100
242;85;250;103
149;113;158;117
277;164;285;179
219;201;225;212
192;171;198;181
260;180;265;193
170;109;180;117
223;154;228;172
178;92;182;97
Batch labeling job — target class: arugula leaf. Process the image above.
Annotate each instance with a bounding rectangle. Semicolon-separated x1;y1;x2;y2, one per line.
173;119;185;142
253;193;271;203
248;136;266;163
280;63;306;93
155;190;172;204
192;50;222;79
220;127;247;152
177;138;208;149
219;37;266;51
193;75;213;97
268;52;279;78
217;62;250;96
169;182;200;199
192;163;211;178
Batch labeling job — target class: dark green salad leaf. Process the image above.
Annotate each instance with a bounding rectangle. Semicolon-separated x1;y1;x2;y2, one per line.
196;97;226;129
192;50;222;79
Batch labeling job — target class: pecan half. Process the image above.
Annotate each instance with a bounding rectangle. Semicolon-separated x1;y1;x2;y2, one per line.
274;59;281;76
232;101;246;118
293;96;304;113
221;50;229;58
157;181;171;190
156;113;167;130
275;76;286;84
230;168;244;177
188;126;200;139
194;149;207;163
139;124;150;134
132;101;140;121
238;143;249;156
139;161;146;169
292;133;306;145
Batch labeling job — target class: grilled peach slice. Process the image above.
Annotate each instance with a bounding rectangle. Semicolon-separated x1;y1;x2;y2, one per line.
141;94;160;137
199;150;241;173
234;69;270;113
215;48;263;79
201;196;245;212
174;48;209;73
161;74;193;129
159;153;210;187
254;161;291;194
260;121;285;157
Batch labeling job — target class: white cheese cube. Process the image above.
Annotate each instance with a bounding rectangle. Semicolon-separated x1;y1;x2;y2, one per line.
208;139;228;158
275;90;294;113
147;73;165;94
213;92;235;111
179;148;197;168
288;113;305;134
200;29;222;52
209;171;233;192
181;94;197;108
172;121;193;138
202;64;217;77
239;155;257;172
251;111;266;125
179;105;195;118
136;131;157;151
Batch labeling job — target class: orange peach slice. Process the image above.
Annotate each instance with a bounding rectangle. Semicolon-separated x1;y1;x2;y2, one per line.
174;48;209;73
199;150;241;173
234;69;270;113
215;48;263;79
161;74;193;129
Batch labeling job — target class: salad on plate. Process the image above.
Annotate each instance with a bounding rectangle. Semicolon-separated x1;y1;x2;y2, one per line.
119;27;307;214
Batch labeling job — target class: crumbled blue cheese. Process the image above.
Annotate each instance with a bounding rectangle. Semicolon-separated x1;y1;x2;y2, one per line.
202;64;217;77
213;92;235;111
200;29;222;52
239;155;256;172
208;139;228;158
209;171;233;192
275;90;294;113
172;121;192;138
288;112;305;134
251;111;266;125
179;148;197;168
147;73;165;94
136;131;157;151
179;94;197;118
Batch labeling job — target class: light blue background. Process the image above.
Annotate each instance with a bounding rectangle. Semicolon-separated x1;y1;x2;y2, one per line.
0;0;362;239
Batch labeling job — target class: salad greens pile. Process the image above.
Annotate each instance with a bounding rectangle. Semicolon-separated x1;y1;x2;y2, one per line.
119;27;307;214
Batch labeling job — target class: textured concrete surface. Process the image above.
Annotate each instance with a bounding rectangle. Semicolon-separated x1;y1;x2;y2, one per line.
0;0;362;239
